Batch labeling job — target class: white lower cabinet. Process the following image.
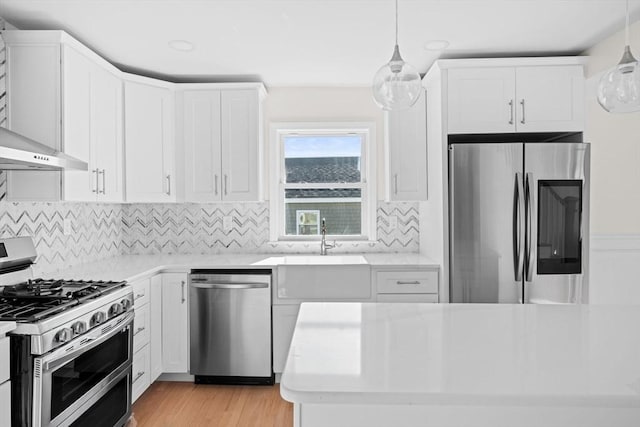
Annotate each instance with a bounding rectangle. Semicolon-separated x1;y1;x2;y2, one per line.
273;305;301;374
132;344;151;403
133;303;150;354
374;269;440;303
161;273;189;373
149;274;163;382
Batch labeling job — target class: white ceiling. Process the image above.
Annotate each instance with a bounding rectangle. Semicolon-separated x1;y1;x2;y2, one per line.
1;0;639;87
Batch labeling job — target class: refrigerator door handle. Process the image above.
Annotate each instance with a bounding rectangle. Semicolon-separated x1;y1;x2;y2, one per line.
514;173;525;281
525;172;535;283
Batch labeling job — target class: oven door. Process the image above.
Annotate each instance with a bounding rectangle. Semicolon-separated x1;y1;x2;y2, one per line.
33;311;134;427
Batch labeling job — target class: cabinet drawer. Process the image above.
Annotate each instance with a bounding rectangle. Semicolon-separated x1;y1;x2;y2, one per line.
376;271;438;294
132;345;151;403
132;278;150;307
377;293;438;303
133;303;150;353
0;338;9;384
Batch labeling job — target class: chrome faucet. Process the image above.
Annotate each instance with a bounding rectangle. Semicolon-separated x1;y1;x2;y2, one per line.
320;218;335;255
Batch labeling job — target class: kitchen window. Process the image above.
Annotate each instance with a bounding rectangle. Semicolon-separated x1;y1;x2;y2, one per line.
270;123;376;241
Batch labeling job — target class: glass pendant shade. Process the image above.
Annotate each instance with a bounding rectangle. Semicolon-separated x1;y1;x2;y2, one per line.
597;46;640;113
372;44;422;111
597;0;640;113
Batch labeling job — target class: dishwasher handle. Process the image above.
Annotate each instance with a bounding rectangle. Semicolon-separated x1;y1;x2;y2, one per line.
190;281;268;290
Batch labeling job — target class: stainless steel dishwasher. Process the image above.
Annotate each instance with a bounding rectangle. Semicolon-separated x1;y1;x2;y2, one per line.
189;269;273;385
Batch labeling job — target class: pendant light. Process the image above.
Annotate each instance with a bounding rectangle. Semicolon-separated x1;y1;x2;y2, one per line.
372;0;422;111
597;0;640;113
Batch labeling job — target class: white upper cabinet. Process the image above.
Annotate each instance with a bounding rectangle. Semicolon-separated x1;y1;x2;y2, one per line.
3;31;123;202
447;62;584;134
182;90;222;202
5;34;62;201
180;85;264;202
124;77;176;203
386;91;428;201
514;66;584;132
448;67;516;134
221;89;261;201
63;46;124;202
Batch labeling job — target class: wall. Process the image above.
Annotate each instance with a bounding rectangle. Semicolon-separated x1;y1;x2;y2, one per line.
583;20;640;304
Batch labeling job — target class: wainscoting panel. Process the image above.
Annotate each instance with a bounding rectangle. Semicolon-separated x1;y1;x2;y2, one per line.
590;235;640;305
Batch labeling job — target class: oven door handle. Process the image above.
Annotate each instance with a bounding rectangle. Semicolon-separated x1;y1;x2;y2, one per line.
42;311;134;372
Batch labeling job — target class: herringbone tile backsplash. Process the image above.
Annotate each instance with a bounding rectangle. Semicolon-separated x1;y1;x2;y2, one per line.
0;172;420;273
0;200;123;275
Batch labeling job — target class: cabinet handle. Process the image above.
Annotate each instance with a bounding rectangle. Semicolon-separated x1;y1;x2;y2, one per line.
396;280;421;285
214;174;219;196
98;169;106;194
224;174;228;196
394;174;398;195
134;371;145;383
166;174;171;195
181;280;186;303
92;169;99;193
134;326;146;335
508;99;514;125
134;292;145;300
520;99;526;124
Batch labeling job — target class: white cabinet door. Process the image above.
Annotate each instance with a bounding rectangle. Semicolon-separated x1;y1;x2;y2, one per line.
515;66;584;133
5;42;62;201
149;274;163;382
183;90;222;202
124;80;175;202
272;304;300;373
447;67;516;134
161;273;188;373
221;89;260;201
387;92;427;201
61;45;93;201
92;66;124;202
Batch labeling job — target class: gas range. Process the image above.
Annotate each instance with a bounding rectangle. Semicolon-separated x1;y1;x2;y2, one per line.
0;236;134;427
0;241;132;354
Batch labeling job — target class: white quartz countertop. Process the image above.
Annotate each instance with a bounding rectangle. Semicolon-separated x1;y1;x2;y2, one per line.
46;253;437;282
280;302;640;407
0;321;16;336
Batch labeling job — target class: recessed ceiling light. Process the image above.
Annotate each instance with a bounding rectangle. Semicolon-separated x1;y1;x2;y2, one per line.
423;40;450;51
168;40;195;52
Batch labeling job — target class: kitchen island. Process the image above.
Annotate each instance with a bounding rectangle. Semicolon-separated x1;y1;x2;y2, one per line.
280;303;640;427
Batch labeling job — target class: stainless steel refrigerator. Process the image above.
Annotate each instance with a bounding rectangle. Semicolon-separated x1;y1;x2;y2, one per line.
449;142;590;304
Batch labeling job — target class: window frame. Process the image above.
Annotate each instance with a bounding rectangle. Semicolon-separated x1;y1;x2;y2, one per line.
269;122;377;242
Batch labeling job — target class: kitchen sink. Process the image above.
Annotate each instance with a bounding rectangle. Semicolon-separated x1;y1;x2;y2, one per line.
280;255;367;265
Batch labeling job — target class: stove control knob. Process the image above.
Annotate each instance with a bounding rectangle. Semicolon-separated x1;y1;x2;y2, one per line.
120;298;132;311
90;311;106;326
108;303;123;317
71;321;87;336
54;328;73;344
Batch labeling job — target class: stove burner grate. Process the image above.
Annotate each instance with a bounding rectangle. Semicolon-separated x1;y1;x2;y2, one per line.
0;279;127;322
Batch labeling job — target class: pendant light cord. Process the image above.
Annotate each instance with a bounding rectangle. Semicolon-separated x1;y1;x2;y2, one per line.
626;0;630;46
395;0;399;45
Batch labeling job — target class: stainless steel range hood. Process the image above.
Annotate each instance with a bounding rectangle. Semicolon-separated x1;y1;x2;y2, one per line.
0;127;88;170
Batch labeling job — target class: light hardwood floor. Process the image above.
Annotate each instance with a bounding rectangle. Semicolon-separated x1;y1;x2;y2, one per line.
131;381;293;427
